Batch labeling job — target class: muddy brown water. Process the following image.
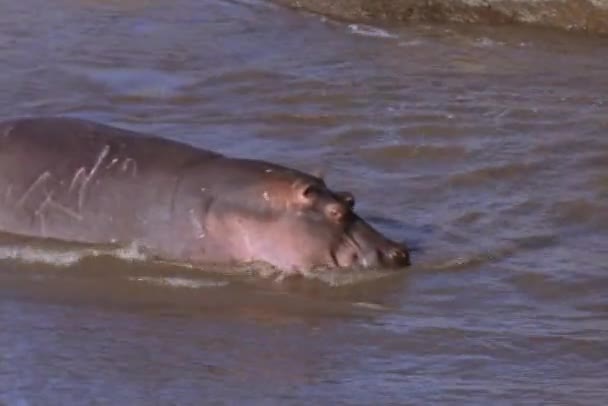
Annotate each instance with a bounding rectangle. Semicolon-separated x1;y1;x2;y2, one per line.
1;1;608;405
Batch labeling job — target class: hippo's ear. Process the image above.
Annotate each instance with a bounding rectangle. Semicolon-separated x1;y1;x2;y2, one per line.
310;167;326;180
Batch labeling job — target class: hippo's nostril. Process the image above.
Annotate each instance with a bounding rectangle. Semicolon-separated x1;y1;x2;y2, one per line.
385;247;411;267
327;203;346;222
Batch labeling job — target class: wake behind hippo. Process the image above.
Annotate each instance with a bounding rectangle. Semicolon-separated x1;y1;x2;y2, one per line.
0;117;410;273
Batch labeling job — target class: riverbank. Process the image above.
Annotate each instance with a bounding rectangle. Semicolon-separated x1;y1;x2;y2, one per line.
272;0;608;34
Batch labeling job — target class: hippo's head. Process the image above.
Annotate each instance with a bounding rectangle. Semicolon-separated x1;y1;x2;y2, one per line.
193;160;410;273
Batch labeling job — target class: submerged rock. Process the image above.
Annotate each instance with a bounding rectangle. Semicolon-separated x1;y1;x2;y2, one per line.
273;0;608;34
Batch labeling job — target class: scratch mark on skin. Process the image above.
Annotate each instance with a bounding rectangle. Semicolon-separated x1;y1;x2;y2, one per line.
69;167;87;194
34;191;54;237
36;212;47;236
77;145;110;211
89;146;111;183
17;171;51;207
2;125;14;139
36;190;84;224
35;191;53;215
121;157;138;177
189;208;205;239
4;185;13;204
105;157;119;170
47;199;84;221
234;218;252;260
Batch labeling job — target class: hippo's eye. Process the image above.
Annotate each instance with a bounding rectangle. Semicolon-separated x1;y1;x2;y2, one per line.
342;194;355;208
301;184;320;200
335;191;355;209
302;185;314;197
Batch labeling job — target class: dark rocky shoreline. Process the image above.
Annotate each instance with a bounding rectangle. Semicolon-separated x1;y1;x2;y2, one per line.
272;0;608;34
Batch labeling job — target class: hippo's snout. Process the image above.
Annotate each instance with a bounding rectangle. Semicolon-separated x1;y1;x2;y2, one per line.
380;244;410;267
362;243;410;269
344;219;411;270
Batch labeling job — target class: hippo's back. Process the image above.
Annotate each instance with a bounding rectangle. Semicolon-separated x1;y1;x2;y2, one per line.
0;117;222;173
0;117;222;245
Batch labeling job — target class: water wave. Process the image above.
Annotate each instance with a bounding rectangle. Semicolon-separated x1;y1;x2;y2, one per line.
0;235;404;287
348;24;397;39
128;276;229;289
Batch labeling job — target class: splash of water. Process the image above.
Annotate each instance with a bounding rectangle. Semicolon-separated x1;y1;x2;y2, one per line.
0;240;148;267
128;276;229;289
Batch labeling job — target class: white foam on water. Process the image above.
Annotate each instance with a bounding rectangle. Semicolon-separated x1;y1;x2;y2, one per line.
128;276;229;289
348;24;397;39
473;37;503;48
398;39;424;47
297;267;400;287
201;261;399;287
352;302;390;311
0;239;402;288
421;244;517;272
429;257;471;270
0;245;86;267
0;241;148;268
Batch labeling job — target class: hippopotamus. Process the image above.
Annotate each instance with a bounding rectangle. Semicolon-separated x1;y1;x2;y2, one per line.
0;117;410;273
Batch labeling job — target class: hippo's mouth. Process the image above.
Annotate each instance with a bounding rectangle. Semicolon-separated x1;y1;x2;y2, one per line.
331;227;410;270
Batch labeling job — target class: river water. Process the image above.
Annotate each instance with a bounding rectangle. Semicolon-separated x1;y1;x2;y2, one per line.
1;0;607;404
